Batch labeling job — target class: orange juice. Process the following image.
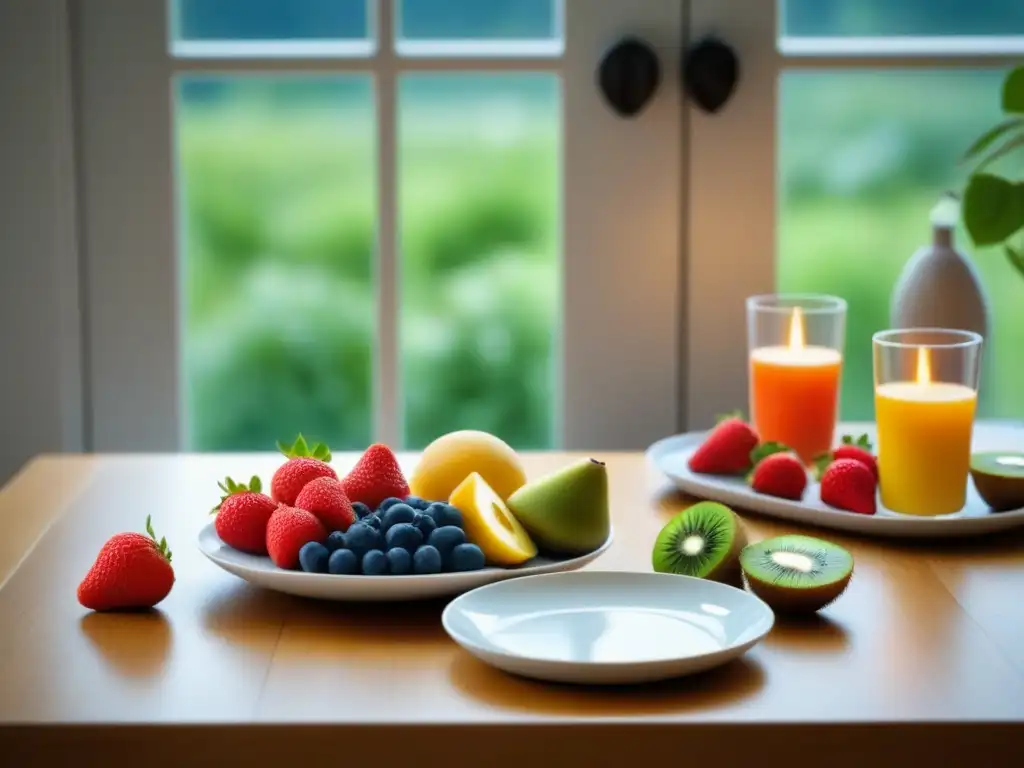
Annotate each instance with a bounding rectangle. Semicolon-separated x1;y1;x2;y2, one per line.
750;346;842;465
875;382;976;515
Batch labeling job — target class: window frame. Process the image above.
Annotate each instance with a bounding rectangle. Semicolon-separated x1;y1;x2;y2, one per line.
73;0;687;452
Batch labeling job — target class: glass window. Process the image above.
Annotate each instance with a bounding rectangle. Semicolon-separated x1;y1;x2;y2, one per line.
777;70;1021;421
398;74;560;448
175;76;376;450
781;0;1024;38
397;0;559;41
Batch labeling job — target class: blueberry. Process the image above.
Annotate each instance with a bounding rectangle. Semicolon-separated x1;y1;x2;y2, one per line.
378;497;405;513
381;503;417;532
423;502;447;524
362;549;389;576
345;523;383;558
325;531;347;553
385;522;423;554
352;501;372;519
404;495;430;510
298;541;329;574
328;548;359;575
450;543;486;572
413;545;443;575
413;512;437;539
434;504;464;529
386;547;413;575
362;513;382;531
427;526;466;560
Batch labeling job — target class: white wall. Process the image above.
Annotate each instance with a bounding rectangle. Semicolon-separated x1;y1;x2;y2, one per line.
0;0;83;484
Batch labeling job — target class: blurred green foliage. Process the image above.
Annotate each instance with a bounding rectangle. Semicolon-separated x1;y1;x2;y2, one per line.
178;68;1024;453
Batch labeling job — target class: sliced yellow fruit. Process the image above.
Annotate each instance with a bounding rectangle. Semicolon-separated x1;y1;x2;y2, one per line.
449;472;537;566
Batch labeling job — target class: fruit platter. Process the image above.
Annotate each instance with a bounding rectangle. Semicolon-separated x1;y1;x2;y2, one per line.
197;431;613;601
648;417;1024;538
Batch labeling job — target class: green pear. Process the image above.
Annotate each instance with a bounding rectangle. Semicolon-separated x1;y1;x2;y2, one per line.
506;458;610;555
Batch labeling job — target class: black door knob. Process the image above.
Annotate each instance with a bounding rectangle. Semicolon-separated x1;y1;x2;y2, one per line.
683;36;739;114
597;37;661;118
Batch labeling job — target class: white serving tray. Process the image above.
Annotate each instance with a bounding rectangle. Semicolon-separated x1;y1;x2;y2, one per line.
647;420;1024;538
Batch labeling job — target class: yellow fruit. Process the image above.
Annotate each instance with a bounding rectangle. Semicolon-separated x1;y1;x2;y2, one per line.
409;430;527;502
449;472;537;566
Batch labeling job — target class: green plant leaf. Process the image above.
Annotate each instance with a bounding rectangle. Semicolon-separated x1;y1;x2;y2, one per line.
961;117;1024;164
250;475;262;493
841;433;873;451
811;452;833;482
1007;244;1024;281
962;173;1024;246
1002;65;1024;113
749;441;790;467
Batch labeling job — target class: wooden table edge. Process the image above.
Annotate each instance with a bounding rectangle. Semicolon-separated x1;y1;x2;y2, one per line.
1;722;1019;766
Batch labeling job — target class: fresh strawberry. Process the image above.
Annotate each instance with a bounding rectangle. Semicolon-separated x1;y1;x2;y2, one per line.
341;443;410;509
266;505;327;570
211;475;277;555
687;412;760;475
821;458;877;515
295;476;356;533
271;433;337;506
77;516;175;611
813;433;878;482
749;442;807;500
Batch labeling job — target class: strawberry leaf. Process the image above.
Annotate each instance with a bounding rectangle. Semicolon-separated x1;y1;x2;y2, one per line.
211;475;261;513
144;515;172;563
278;433;332;462
840;433;873;451
749;441;791;468
811;452;834;482
715;409;745;424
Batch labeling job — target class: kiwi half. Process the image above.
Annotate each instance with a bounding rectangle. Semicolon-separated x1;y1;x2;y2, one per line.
970;451;1024;512
651;501;747;585
739;534;853;614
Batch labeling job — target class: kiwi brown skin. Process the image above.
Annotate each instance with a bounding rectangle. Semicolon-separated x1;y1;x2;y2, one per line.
970;451;1024;512
739;535;853;614
651;501;747;586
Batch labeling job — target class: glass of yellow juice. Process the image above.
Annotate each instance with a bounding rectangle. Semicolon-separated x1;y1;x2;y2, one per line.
873;328;983;516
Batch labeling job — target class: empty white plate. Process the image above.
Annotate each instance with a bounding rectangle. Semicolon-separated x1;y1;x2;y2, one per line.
442;570;774;685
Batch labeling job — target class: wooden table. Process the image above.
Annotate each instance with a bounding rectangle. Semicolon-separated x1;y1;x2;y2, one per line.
1;427;1023;766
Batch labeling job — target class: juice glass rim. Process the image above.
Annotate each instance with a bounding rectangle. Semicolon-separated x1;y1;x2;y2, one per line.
746;293;847;315
872;328;983;350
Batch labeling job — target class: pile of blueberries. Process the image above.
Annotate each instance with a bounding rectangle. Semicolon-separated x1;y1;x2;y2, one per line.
297;496;487;576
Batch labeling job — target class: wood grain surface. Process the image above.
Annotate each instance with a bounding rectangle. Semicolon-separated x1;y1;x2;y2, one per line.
0;424;1022;766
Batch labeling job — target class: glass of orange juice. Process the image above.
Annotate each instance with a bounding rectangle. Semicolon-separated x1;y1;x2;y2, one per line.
873;328;983;516
747;294;846;465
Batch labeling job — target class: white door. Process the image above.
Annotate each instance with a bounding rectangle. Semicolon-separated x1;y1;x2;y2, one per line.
75;0;686;453
685;0;1024;428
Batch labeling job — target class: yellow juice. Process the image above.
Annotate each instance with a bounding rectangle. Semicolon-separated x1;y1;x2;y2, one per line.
875;382;976;515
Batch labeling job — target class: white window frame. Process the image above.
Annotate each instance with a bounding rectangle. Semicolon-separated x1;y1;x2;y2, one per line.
73;0;687;453
685;0;1024;430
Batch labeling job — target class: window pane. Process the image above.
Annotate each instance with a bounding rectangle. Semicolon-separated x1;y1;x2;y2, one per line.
398;0;558;41
778;70;1021;422
398;74;559;449
781;0;1024;37
176;77;375;450
173;0;368;41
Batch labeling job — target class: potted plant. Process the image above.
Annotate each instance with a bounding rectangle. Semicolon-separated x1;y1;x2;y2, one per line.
962;65;1024;278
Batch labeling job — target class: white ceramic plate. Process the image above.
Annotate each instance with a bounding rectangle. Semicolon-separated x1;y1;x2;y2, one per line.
647;424;1024;538
197;522;613;601
442;571;774;685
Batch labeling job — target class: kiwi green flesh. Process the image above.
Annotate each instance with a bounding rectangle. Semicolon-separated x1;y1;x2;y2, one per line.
652;501;745;585
970;452;1024;512
740;534;853;614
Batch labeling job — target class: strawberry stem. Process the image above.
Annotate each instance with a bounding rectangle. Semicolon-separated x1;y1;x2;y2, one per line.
840;433;873;451
145;514;172;563
715;409;745;424
749;441;791;467
811;452;834;482
277;433;332;462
